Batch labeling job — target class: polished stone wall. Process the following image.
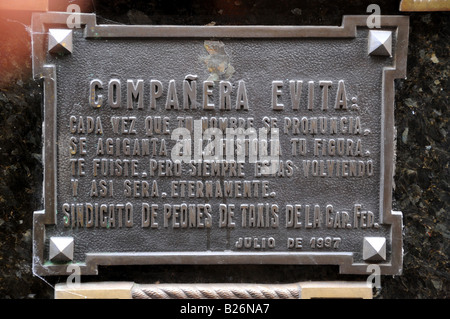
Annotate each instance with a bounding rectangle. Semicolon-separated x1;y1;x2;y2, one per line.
0;0;447;298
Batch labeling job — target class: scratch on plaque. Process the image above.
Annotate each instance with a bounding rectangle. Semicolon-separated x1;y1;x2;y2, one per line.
202;40;235;81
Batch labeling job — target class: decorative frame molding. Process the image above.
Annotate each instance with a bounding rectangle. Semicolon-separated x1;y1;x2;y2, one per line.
32;12;408;276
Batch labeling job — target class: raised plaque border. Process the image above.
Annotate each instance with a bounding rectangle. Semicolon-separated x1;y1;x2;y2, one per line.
32;12;408;276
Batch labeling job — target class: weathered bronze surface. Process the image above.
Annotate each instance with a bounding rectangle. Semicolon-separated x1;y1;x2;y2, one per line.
32;13;408;276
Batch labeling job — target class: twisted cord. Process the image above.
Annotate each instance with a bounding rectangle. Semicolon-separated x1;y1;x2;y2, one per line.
132;283;300;299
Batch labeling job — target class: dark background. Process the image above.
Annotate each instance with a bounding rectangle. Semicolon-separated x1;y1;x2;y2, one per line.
0;0;448;299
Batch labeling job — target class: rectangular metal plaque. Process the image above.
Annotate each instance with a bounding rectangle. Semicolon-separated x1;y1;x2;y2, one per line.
32;13;408;276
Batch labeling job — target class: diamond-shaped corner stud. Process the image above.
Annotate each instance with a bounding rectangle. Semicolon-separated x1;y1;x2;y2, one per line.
368;30;392;57
363;237;386;262
48;29;73;55
49;237;74;263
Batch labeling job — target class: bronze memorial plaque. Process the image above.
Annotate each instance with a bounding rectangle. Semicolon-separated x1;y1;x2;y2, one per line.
32;13;408;276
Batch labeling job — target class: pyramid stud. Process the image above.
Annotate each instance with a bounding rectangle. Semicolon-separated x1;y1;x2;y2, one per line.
49;237;74;262
48;29;73;54
363;237;386;262
368;30;392;57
